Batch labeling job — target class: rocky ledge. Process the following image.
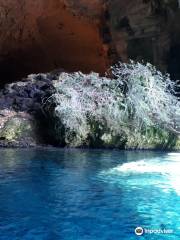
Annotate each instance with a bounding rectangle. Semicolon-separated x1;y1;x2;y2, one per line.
0;71;58;147
0;69;179;150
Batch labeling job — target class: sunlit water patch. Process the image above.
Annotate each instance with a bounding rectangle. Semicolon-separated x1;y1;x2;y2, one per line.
99;153;180;195
98;152;180;239
0;149;180;240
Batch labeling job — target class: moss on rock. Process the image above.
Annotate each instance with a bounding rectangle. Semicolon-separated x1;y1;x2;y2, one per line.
125;127;180;150
0;113;38;147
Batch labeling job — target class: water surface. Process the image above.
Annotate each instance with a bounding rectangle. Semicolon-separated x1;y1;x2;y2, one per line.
0;149;179;240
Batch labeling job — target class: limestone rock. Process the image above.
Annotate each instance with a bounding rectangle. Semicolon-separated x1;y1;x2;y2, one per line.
0;110;38;147
0;73;56;147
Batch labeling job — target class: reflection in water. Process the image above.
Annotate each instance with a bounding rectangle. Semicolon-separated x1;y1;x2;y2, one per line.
0;149;179;240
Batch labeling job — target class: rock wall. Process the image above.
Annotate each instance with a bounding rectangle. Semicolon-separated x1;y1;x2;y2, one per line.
0;0;110;84
0;0;180;84
0;72;54;147
108;0;180;79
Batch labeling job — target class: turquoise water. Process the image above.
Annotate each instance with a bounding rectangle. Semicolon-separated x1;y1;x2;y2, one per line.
0;149;179;240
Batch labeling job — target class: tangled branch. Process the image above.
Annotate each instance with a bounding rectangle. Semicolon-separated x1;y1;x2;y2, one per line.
112;61;180;134
49;61;180;147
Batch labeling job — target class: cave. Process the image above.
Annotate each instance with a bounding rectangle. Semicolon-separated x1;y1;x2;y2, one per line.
0;1;109;86
1;0;180;87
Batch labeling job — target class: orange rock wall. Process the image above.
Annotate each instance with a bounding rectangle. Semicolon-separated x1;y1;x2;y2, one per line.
0;0;180;83
0;0;109;83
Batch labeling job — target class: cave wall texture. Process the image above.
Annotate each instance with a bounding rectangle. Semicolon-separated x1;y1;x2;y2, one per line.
0;0;180;84
109;0;180;80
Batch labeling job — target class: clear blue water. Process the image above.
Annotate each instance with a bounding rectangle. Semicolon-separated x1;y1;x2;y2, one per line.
0;149;180;240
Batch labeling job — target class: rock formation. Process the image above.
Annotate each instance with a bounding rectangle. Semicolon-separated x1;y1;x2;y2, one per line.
0;0;110;84
0;110;37;147
0;69;179;149
0;0;180;85
0;73;53;147
108;0;180;79
0;0;180;148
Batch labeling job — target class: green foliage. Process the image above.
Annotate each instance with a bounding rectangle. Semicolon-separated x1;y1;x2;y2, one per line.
125;126;179;150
